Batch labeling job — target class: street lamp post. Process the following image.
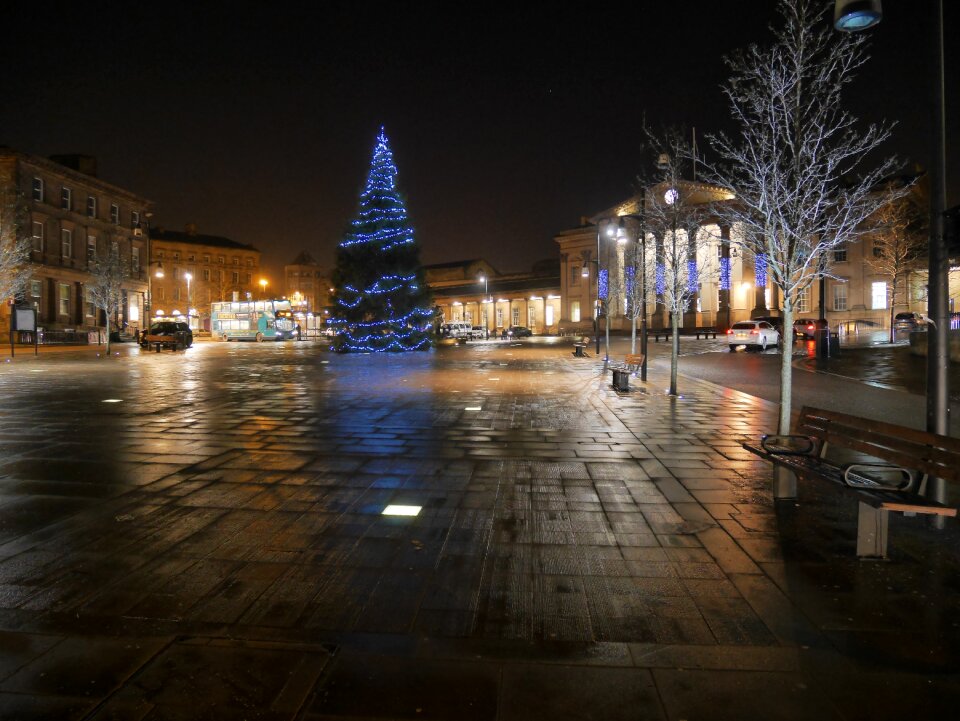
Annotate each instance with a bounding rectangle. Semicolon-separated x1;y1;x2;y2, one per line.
835;0;949;503
259;278;268;300
478;274;490;339
616;209;649;382
184;272;192;328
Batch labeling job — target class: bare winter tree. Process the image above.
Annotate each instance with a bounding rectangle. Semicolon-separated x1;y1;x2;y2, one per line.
0;185;33;308
703;0;905;433
87;243;128;355
865;188;927;342
642;129;719;395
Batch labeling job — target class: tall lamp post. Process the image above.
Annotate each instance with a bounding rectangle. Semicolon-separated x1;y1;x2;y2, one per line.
184;272;192;328
259;278;268;300
835;0;950;493
616;210;649;382
478;274;490;339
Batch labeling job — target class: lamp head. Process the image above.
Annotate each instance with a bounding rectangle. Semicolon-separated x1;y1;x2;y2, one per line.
834;0;882;31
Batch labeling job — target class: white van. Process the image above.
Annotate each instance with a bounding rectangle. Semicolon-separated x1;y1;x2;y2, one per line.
442;321;472;338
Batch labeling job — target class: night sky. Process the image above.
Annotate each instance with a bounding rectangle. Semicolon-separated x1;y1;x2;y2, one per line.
2;2;956;283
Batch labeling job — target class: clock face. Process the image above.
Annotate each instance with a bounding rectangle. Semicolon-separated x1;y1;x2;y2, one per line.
664;188;679;205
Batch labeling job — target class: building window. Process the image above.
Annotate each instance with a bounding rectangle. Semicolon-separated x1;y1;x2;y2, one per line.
570;300;581;322
58;283;70;316
546;305;554;326
131;210;140;228
202;269;210;281
110;203;119;224
217;255;224;264
202;254;210;263
61;228;73;258
872;281;887;310
87;196;97;218
232;257;239;266
796;286;810;313
158;287;165;301
512;307;520;326
173;267;180;280
496;307;504;327
32;221;44;252
32;177;44;202
872;245;884;258
85;288;95;319
157;250;164;259
232;271;239;284
188;254;195;262
569;266;580;286
87;236;97;264
833;244;847;263
245;273;252;284
173;252;180;262
245;258;252;267
173;287;181;301
29;280;42;311
833;283;847;311
132;247;140;272
61;187;72;211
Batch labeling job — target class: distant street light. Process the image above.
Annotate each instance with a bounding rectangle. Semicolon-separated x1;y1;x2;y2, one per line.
259;278;268;299
478;274;490;338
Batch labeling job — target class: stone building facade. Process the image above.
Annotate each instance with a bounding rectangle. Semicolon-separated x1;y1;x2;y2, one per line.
426;259;562;335
148;226;261;332
0;148;151;338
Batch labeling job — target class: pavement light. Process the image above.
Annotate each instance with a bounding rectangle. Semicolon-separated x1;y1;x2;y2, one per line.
102;399;123;403
29;370;45;373
465;406;482;411
488;377;500;380
382;505;421;516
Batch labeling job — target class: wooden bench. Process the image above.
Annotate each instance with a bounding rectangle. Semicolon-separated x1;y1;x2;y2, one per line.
744;406;959;558
572;337;590;357
610;353;645;391
652;327;717;341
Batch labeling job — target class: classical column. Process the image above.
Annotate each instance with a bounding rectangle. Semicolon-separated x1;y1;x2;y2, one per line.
683;226;699;329
717;225;732;332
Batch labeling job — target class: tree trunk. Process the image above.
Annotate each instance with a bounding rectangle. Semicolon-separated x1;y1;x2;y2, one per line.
631;315;637;354
670;311;680;395
779;303;794;434
888;278;897;344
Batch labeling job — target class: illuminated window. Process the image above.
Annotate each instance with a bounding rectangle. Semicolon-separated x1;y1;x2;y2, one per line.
58;283;70;315
872;282;887;310
496;307;504;327
546;305;554;326
796;286;810;313
512;307;520;326
570;301;580;322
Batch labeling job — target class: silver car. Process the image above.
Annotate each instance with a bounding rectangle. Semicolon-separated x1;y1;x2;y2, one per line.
727;320;780;351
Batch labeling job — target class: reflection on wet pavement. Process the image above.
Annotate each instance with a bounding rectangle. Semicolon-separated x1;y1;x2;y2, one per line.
0;339;956;719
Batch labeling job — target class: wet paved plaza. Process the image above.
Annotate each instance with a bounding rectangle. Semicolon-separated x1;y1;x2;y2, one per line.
0;339;958;719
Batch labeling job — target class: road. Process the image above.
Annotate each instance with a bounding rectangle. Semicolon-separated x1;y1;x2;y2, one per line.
612;335;960;436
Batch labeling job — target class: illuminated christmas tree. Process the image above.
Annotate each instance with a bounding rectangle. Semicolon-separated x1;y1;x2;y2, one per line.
330;128;433;352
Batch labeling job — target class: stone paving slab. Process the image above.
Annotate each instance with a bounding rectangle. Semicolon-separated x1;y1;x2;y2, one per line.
0;339;958;719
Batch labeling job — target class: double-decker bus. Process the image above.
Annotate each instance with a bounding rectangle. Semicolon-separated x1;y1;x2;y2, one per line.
210;299;297;342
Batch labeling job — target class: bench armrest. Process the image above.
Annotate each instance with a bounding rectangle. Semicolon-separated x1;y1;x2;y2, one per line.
843;463;917;492
760;434;817;456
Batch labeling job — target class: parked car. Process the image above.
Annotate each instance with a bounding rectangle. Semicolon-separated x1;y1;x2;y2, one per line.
893;312;925;331
727;320;780;351
140;320;193;350
793;318;819;339
504;326;532;338
442;321;473;338
470;325;487;339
